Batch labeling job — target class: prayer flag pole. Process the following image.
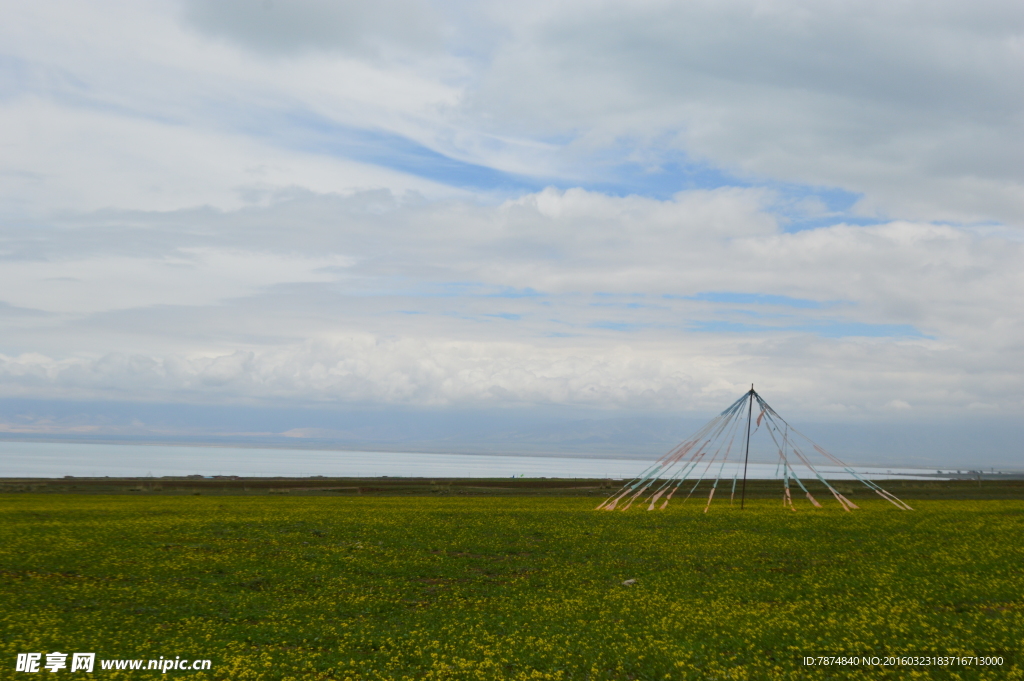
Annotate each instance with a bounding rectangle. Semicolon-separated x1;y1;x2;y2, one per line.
599;385;911;513
740;384;754;509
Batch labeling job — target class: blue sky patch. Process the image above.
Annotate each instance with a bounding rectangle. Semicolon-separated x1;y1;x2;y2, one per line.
244;108;548;193
246;105;889;231
670;292;835;309
486;287;545;299
582;156;747;200
590;321;648;332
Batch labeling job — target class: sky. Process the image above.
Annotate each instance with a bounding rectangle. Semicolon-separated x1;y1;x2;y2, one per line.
1;1;1023;466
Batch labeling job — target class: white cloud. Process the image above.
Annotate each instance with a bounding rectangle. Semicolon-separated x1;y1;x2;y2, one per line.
180;0;444;58
0;98;464;215
470;0;1024;224
2;2;1023;429
0;330;1016;419
1;188;1022;417
5;1;1024;225
0;1;469;216
0;247;352;314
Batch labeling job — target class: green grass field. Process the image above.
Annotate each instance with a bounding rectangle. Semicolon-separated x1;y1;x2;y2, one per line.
2;495;1022;679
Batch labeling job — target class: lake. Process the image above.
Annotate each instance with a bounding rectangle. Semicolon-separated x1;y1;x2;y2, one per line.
0;440;940;480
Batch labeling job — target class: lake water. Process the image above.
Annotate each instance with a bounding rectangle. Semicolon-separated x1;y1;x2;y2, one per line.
0;441;941;480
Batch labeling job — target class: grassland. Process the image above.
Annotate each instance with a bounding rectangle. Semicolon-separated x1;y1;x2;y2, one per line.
1;494;1022;680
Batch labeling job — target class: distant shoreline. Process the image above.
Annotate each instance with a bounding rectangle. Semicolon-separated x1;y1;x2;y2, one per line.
2;476;1022;500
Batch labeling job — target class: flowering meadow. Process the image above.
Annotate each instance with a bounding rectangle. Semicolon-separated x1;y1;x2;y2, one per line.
1;495;1021;679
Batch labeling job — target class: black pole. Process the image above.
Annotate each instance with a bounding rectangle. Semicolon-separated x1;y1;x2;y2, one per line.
740;384;754;509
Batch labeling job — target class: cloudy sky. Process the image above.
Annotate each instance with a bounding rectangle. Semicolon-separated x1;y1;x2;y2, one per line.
2;1;1022;462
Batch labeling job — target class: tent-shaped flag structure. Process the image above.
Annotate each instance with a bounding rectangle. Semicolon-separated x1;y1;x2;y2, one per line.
597;386;912;513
